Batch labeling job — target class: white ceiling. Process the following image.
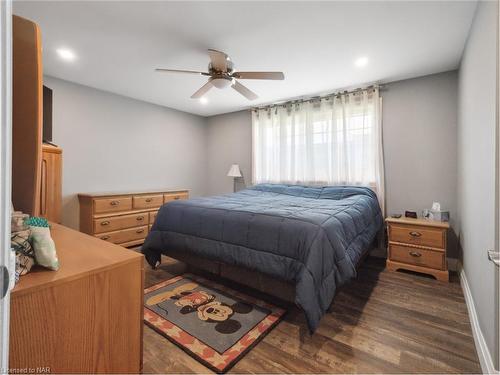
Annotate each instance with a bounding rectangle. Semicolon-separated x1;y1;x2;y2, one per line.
13;1;477;117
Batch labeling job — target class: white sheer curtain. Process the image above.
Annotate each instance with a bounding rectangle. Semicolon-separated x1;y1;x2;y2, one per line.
252;88;385;213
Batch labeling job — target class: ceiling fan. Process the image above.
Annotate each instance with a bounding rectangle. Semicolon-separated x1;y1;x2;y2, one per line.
155;49;284;101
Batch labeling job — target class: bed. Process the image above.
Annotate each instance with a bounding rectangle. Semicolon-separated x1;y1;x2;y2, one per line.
142;184;383;332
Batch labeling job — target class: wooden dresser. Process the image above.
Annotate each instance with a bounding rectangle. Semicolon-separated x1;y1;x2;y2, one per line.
9;224;144;373
386;217;449;281
78;189;189;247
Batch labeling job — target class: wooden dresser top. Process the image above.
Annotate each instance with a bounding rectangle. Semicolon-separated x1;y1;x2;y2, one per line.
385;217;450;229
78;189;189;198
12;223;143;297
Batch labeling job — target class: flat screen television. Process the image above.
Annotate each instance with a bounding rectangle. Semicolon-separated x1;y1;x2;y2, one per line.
42;85;52;142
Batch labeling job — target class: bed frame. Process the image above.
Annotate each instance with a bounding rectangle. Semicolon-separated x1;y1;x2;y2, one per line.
166;250;296;303
165;242;375;305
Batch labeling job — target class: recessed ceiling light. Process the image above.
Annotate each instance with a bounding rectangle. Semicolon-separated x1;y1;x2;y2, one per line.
56;48;76;62
354;56;369;68
199;97;208;105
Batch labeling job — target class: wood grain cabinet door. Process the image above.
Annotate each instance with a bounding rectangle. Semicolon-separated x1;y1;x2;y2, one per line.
40;145;62;223
12;15;43;216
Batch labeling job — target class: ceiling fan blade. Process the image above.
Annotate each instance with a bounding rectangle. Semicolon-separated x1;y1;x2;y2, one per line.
208;49;229;72
233;71;285;80
191;80;214;99
156;68;209;75
231;80;258;100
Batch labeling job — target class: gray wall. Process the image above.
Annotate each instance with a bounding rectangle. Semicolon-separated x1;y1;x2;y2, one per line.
206;111;252;195
457;0;498;368
206;72;459;251
383;71;458;257
44;76;208;229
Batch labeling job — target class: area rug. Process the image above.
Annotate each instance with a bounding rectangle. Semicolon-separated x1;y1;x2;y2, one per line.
144;275;286;373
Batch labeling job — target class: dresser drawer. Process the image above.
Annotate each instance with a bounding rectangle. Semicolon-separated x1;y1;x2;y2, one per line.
133;194;163;210
389;224;445;249
94;197;132;214
164;192;188;203
149;211;158;224
94;212;148;234
389;244;445;270
96;226;148;245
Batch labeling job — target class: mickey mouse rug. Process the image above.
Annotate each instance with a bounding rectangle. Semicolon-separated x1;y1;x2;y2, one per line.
144;275;287;373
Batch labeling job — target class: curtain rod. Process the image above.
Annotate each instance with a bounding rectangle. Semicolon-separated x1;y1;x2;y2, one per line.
251;83;385;111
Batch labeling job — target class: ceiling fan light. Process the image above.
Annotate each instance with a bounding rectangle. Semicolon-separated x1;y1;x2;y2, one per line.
211;77;232;89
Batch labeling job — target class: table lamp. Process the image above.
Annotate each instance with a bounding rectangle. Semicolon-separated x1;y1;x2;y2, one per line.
227;164;242;192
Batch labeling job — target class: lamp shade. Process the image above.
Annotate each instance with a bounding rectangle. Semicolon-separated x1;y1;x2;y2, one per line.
227;164;242;177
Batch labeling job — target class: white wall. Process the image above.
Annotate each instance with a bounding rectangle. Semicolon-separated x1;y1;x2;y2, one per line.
206;72;459;254
457;0;498;369
44;76;208;229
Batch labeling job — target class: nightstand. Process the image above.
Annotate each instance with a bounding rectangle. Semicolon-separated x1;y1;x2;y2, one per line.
386;217;449;282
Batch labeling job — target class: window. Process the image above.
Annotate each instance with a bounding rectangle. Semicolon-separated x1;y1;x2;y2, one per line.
252;88;384;210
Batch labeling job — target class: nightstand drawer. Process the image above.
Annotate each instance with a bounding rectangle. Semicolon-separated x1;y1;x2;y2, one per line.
389;224;445;249
389;244;445;270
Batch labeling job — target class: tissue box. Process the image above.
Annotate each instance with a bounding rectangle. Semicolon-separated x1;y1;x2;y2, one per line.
430;210;450;222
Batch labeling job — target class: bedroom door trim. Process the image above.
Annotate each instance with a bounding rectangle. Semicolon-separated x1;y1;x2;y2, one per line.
0;0;13;370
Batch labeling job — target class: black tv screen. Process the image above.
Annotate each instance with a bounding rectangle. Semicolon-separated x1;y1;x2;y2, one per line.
43;85;52;142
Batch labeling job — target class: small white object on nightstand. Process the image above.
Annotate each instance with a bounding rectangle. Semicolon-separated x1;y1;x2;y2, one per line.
227;164;242;192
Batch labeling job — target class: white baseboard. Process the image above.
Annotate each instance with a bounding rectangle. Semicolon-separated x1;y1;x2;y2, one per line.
459;267;498;374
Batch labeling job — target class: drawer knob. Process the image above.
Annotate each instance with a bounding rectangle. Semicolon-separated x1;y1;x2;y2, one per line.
101;235;110;241
110;200;120;206
136;229;144;234
137;216;144;221
409;231;422;238
174;196;180;200
145;198;152;203
100;221;110;226
409;251;422;257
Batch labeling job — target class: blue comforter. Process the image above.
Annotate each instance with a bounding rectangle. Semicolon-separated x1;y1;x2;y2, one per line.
142;184;382;332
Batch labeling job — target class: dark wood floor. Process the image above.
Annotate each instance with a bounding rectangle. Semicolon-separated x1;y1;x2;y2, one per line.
142;256;481;374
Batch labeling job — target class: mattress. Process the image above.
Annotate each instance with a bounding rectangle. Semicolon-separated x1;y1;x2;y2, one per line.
142;184;383;332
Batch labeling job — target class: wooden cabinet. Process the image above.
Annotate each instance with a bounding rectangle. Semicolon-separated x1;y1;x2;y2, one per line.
12;16;63;220
12;15;43;216
9;224;144;373
39;144;62;223
79;189;189;247
386;217;449;282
